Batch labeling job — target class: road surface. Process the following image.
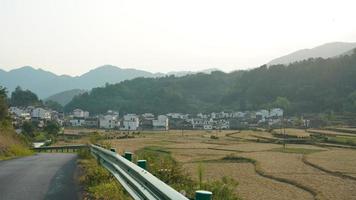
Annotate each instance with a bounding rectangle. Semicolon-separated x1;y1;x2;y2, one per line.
0;153;80;200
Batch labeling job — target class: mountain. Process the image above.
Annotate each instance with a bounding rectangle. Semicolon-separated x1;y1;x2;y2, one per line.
0;65;219;99
45;89;86;106
268;42;356;66
65;50;356;115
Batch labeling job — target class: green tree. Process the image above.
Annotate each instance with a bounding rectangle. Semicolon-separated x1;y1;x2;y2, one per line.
44;121;60;135
273;97;290;113
10;86;41;107
22;121;35;137
0;86;8;121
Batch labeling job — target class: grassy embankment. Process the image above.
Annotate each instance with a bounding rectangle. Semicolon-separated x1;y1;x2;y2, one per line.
77;148;132;200
0;122;33;160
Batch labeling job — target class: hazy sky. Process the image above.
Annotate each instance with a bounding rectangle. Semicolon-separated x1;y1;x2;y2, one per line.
1;0;356;76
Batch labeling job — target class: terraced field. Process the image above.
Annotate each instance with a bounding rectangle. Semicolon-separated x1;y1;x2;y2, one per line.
86;129;356;200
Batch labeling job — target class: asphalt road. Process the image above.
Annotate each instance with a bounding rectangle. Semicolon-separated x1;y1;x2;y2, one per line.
0;153;80;200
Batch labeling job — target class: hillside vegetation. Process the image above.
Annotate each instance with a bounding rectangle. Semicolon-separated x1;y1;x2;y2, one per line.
0;124;33;160
65;50;356;115
0;86;32;160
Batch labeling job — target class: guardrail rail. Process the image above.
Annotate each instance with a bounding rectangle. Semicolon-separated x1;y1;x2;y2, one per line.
90;144;212;200
33;144;88;152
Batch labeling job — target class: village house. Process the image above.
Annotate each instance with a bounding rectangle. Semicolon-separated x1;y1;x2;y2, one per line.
85;117;99;128
142;113;155;120
99;114;119;129
73;109;89;118
191;118;204;129
269;108;284;118
31;107;51;120
121;114;140;130
152;115;169;130
256;109;269;123
69;118;85;127
203;118;214;130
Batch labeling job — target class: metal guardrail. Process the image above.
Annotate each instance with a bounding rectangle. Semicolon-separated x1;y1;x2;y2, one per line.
90;144;191;200
33;144;88;152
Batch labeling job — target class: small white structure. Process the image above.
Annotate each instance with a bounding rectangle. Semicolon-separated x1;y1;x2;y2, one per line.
256;109;269;122
9;107;31;119
73;109;89;118
31;108;51;120
99;115;120;129
122;114;140;130
167;113;187;119
69;119;85;127
152;115;169;130
232;112;245;118
269;108;284;118
203;119;214;130
142;113;155;120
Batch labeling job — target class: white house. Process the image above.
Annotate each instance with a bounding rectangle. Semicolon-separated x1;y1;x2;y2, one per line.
73;109;89;118
203;118;214;130
99;115;120;129
69;118;86;127
122;114;140;130
269;108;284;118
256;109;269;122
152;115;169;130
232;112;246;118
9;107;31;119
31;108;51;120
142;113;155;120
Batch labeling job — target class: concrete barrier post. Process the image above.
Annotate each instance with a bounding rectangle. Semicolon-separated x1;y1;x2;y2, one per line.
137;160;147;170
124;152;133;161
195;190;212;200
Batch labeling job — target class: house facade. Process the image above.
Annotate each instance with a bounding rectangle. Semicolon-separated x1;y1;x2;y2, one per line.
122;114;140;130
99;115;120;129
152;115;169;130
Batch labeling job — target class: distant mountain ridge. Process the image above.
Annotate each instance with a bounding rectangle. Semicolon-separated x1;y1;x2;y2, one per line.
268;42;356;66
0;65;220;99
45;89;86;106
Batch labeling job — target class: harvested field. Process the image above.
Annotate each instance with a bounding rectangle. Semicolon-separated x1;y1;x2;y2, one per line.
240;151;356;200
305;149;356;179
183;162;313;200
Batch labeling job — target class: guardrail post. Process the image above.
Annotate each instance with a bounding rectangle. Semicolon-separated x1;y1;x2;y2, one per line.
195;190;212;200
124;152;133;161
110;148;116;152
137;160;147;170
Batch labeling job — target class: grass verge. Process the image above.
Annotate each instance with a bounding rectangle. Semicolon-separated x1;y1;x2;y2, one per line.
77;149;132;200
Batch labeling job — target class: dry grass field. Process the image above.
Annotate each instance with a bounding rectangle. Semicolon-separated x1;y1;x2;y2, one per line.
57;128;356;200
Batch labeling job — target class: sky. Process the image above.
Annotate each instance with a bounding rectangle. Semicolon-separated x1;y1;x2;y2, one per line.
1;0;356;76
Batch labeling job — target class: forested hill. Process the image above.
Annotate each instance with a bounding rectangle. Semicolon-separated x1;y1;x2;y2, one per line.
65;50;356;115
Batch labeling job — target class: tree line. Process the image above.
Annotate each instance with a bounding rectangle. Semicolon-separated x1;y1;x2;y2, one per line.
64;50;356;115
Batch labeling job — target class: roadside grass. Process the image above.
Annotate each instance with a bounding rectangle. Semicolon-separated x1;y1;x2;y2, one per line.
77;149;132;200
270;147;324;154
0;144;33;160
0;124;33;160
